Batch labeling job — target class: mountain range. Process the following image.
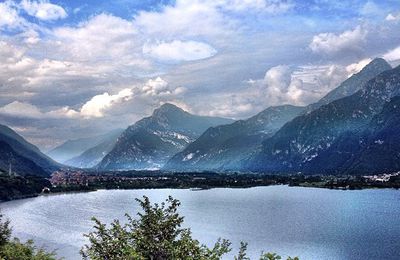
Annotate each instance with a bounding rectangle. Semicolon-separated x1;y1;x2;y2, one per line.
165;58;396;173
47;129;123;164
96;103;234;170
2;58;399;176
245;60;400;174
164;105;305;171
65;129;124;168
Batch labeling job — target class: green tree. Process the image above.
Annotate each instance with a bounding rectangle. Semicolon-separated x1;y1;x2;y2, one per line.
0;211;57;260
81;196;231;260
259;252;299;260
82;196;300;260
0;212;11;248
235;242;250;260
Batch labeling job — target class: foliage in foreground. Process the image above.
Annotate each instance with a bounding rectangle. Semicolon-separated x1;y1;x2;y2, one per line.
81;196;299;260
0;212;57;260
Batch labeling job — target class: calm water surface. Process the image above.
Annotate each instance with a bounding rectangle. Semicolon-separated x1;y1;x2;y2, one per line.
1;186;399;260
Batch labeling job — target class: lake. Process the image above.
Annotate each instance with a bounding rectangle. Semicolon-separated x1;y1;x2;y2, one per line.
1;186;399;259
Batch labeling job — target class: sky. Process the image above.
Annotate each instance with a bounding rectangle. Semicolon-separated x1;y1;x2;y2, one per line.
0;0;400;150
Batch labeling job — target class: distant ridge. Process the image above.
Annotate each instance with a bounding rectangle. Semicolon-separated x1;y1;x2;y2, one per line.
164;58;393;173
164;105;305;171
246;63;400;174
96;103;234;170
0;124;60;176
47;128;124;163
305;58;392;112
65;129;124;168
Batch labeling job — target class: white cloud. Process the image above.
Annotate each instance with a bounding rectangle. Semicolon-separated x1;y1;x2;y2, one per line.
63;77;187;119
80;88;133;118
204;58;376;119
263;65;308;105
134;0;233;39
345;58;372;75
0;101;78;119
264;65;292;92
134;0;292;41
383;46;400;62
386;13;400;21
20;0;67;21
76;77;187;118
309;26;367;55
214;0;293;13
21;29;40;45
360;1;382;17
0;101;42;118
53;14;137;60
143;40;217;62
0;1;23;28
141;77;187;96
0;88;135;119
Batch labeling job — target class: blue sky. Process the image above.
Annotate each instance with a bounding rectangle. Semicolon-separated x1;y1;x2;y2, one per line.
0;0;399;149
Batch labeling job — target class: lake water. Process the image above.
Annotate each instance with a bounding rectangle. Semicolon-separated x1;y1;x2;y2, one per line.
1;186;399;259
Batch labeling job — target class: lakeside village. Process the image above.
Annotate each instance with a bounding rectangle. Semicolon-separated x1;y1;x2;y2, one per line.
49;170;400;191
1;169;400;202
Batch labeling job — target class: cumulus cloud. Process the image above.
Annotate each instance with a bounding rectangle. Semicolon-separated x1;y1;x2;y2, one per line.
20;0;67;21
0;89;134;120
0;101;78;119
53;14;137;61
77;77;187;118
0;1;23;28
345;58;372;75
134;0;292;41
80;89;133;118
139;77;187;99
143;40;217;62
386;13;400;21
309;26;367;55
206;59;372;118
262;65;308;105
383;46;400;62
134;0;233;39
1;0;399;148
0;77;187;121
204;94;255;118
0;101;43;118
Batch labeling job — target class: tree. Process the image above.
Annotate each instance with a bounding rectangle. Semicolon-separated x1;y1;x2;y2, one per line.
235;242;250;260
82;196;300;260
0;212;11;248
0;210;57;260
81;196;231;260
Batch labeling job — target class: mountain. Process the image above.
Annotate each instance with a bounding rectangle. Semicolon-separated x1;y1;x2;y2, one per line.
96;103;234;170
0;141;47;177
164;105;305;171
246;64;400;174
65;129;124;168
164;59;391;172
307;96;400;174
47;129;123;163
305;58;392;112
0;124;59;175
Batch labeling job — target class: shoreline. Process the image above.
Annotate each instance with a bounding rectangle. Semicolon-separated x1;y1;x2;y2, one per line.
2;182;399;204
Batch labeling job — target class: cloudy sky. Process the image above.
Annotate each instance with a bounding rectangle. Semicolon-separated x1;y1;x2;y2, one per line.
0;0;400;150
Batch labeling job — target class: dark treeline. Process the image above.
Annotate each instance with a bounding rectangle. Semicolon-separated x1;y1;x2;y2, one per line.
2;170;400;202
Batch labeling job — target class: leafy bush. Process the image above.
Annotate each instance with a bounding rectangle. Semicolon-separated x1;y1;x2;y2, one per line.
0;211;57;260
82;196;299;260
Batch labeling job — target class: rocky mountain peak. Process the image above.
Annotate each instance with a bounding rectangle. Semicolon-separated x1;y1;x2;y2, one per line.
359;58;391;76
